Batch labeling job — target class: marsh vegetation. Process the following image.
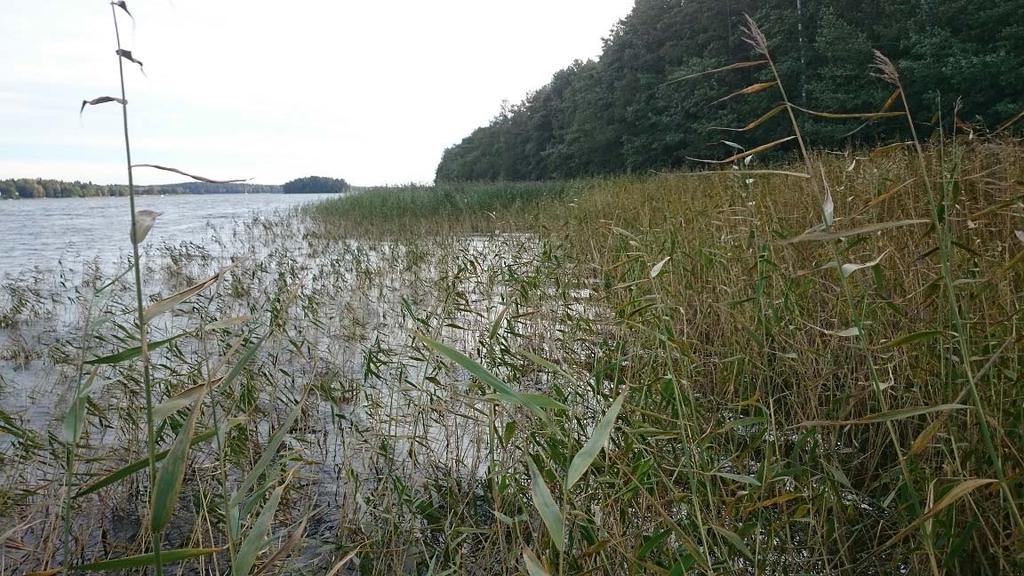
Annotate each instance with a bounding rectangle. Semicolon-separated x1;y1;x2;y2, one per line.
1;4;1022;576
4;136;1024;575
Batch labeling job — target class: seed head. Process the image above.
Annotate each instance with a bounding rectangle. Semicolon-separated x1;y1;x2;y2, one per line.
132;209;161;245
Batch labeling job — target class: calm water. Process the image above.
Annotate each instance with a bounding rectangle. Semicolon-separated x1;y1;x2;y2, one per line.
0;193;335;279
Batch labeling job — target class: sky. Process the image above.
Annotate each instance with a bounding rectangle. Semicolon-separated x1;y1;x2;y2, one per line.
0;1;635;186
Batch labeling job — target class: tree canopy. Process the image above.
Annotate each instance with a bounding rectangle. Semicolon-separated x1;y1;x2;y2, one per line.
282;176;350;194
436;0;1024;182
0;179;282;199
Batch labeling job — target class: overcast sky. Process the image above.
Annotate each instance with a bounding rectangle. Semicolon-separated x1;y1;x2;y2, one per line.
0;1;634;186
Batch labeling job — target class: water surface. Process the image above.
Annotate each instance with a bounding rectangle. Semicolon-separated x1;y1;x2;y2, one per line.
0;193;335;279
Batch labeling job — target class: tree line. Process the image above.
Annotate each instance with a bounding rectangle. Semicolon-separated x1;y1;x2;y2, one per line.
0;176;351;199
436;0;1024;181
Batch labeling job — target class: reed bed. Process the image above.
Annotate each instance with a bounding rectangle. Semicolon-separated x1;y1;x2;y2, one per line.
3;138;1022;576
1;10;1022;576
303;138;1024;575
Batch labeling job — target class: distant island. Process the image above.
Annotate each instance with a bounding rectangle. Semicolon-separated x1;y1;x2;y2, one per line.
282;176;350;195
1;176;350;199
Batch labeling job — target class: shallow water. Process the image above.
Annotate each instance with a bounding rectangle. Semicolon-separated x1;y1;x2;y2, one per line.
0;193;336;279
0;201;599;572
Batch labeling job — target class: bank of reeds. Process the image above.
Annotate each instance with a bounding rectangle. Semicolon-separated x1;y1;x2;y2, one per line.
304;34;1024;569
1;11;1022;576
304;135;1024;574
310;181;576;238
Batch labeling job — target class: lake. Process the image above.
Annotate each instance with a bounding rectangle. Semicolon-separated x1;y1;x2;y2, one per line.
0;193;337;279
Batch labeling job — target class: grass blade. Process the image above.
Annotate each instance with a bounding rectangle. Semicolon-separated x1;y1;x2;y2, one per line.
153;382;213;423
418;333;563;415
63;369;102;444
252;516;308;576
75;420;242;498
663;60;768;85
710;105;786;132
522;546;551;576
780;219;929;244
84;330;191;365
790;103;904;120
688;136;797;165
232;394;305;508
841;251;889;278
797;404;969;427
712;525;753;561
75;547;219;571
711;81;778;105
649;257;671;279
566;393;625;490
234;481;287;576
79;96;125;115
882;330;950;348
526;457;564;552
882;479;997;549
151;390;205;532
144;269;226;323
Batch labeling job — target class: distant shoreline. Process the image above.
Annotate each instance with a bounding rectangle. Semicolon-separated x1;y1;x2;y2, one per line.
0;191;350;200
1;177;351;199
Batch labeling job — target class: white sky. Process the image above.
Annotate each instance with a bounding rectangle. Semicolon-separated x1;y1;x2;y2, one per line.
0;1;634;186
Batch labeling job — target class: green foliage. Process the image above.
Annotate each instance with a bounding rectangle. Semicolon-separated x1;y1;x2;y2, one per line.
0;178;280;199
436;0;1024;181
282;175;350;194
309;180;573;236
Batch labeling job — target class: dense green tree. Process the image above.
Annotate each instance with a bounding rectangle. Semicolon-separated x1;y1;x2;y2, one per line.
282;176;350;195
0;180;18;199
437;0;1024;182
0;178;283;199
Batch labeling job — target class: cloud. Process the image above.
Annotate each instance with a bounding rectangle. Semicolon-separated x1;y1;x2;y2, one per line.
0;0;633;185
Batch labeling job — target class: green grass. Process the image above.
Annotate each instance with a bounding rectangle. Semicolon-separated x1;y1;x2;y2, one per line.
308;181;576;237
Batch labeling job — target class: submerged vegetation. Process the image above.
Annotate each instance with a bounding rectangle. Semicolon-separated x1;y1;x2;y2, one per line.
1;4;1023;576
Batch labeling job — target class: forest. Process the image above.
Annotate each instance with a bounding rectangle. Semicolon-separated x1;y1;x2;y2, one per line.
0;176;349;199
0;178;281;199
436;0;1024;181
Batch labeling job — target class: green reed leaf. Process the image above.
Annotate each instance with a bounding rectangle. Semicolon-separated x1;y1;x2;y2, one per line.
144;269;226;323
527;457;564;552
231;393;305;509
882;479;997;550
522;546;551;576
234;481;287;576
84;330;191;365
566;393;625;490
418;333;563;415
151;390;206;533
797;404;969;427
153;382;210;424
712;524;753;561
62;370;103;444
75;547;219;571
780;219;929;244
75;421;242;498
